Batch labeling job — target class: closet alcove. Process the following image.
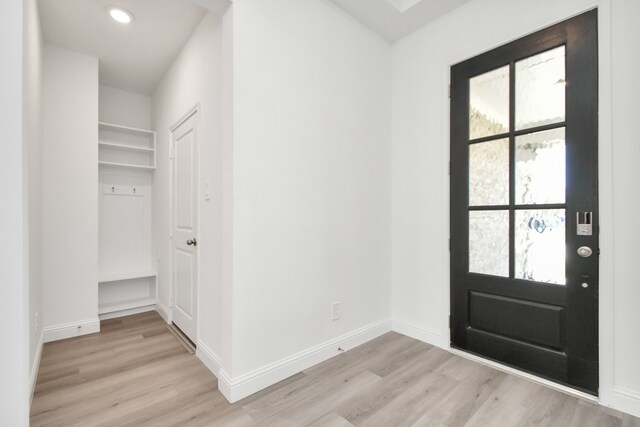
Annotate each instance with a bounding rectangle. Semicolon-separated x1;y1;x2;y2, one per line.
97;120;157;319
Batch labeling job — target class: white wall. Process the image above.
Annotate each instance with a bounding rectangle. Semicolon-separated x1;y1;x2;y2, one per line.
609;0;640;416
229;0;391;387
152;12;226;365
391;0;640;416
221;4;234;376
99;85;151;129
0;0;28;424
25;0;44;397
42;45;99;338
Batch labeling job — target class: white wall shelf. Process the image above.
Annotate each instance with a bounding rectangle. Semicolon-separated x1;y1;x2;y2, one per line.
98;122;156;169
99;141;155;153
99;271;157;284
98;161;156;170
98;121;155;135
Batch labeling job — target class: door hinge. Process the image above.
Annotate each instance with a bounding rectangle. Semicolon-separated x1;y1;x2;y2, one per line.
448;238;451;251
449;315;452;329
448;84;451;99
448;161;451;176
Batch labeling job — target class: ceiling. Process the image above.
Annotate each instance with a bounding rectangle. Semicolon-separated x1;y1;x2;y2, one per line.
326;0;473;42
39;0;207;95
39;0;470;95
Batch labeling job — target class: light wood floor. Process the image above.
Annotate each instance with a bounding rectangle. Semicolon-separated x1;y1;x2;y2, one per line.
31;311;637;426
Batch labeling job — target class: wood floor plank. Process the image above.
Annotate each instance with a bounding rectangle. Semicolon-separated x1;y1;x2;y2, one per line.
35;338;187;394
354;369;460;426
623;414;640;427
244;362;381;425
336;346;451;424
237;372;307;407
410;364;506;427
242;343;393;421
308;411;355;427
515;386;581;427
82;373;218;427
261;370;381;426
31;353;202;415
135;389;242;427
367;339;435;378
567;399;622;427
30;312;627;426
462;374;542;427
34;365;210;425
37;331;176;376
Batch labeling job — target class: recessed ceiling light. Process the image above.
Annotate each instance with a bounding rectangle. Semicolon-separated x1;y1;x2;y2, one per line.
109;7;134;24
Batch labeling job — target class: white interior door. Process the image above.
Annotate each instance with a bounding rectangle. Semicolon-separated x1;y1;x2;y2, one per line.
171;112;198;343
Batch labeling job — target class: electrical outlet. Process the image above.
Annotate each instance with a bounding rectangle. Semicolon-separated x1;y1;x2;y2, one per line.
332;302;341;321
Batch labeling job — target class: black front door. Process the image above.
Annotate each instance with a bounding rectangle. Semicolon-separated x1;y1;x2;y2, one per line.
450;10;599;394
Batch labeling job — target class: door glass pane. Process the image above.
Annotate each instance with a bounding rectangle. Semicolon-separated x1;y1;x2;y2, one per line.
470;65;510;139
516;46;565;130
470;139;509;206
515;128;565;204
515;209;566;284
469;210;509;277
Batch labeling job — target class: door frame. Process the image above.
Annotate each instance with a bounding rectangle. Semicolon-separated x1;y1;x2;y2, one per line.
168;104;201;342
442;6;615;403
450;9;599;393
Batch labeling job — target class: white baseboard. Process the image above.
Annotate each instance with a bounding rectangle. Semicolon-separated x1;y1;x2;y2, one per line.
196;340;223;378
156;300;171;323
99;305;155;321
217;318;392;403
216;368;235;402
43;317;101;343
29;328;45;406
612;387;640;418
391;318;443;347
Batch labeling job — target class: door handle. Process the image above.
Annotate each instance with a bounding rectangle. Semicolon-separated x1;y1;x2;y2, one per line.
187;238;197;247
577;246;592;258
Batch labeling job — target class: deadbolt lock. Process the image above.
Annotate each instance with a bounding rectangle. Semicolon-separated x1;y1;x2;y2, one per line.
577;246;592;258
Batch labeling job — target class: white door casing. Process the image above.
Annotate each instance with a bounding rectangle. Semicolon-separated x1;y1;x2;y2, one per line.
171;111;198;343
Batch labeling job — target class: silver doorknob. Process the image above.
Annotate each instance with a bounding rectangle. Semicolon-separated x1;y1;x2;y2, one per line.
577;246;592;258
187;238;197;246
